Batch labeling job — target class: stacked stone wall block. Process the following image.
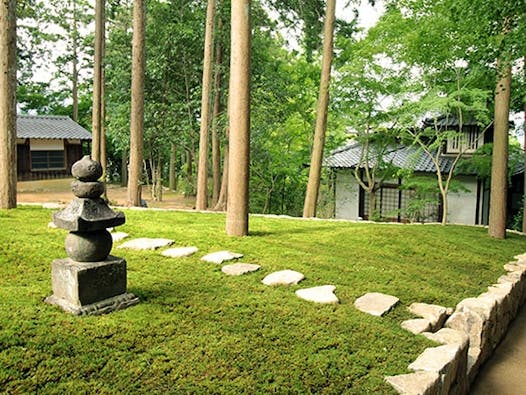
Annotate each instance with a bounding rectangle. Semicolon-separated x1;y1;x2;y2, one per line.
387;254;526;395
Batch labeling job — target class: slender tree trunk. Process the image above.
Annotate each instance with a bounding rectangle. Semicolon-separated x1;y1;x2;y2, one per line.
522;57;526;233
488;58;511;239
368;189;376;218
127;0;146;207
169;142;177;190
100;24;107;181
91;0;105;162
303;0;336;218
121;150;128;187
212;22;224;206
0;0;16;209
72;2;79;123
196;0;217;210
214;141;229;211
226;0;251;236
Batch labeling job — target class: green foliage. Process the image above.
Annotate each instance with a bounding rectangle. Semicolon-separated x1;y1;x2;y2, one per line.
458;142;524;182
2;207;526;393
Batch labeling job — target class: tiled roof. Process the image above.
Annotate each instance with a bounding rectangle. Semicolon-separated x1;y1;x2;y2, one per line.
17;115;92;140
325;141;462;174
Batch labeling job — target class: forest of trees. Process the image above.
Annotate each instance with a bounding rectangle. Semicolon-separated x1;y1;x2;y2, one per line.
1;0;525;238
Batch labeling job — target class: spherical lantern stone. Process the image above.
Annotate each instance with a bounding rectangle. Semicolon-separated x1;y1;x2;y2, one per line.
65;230;113;262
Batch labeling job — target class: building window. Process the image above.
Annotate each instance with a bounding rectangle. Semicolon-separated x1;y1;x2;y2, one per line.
31;150;65;170
446;126;482;154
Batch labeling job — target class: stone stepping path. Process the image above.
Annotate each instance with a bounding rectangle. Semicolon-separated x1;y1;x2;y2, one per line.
118;238;174;250
401;302;451;334
295;285;339;304
262;270;305;286
222;263;260;276
111;232;129;242
201;251;243;264
162;246;199;258
354;292;399;317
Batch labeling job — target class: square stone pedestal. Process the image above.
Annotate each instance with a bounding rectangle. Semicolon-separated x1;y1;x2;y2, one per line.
45;255;139;315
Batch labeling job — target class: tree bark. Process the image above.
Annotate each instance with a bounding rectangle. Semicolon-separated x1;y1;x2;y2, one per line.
488;58;511;239
302;0;336;218
72;1;79;123
211;20;224;206
214;141;229;211
127;0;146;207
91;0;105;163
522;57;526;233
226;0;251;236
196;0;216;210
169;142;177;190
0;0;16;209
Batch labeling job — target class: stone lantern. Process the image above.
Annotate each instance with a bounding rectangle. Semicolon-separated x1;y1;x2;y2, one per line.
45;156;139;315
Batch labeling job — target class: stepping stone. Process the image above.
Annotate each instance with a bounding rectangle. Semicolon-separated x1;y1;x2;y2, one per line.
201;251;243;264
354;292;399;317
43;202;63;209
118;238;174;250
262;270;305;286
401;318;432;334
385;371;441;395
162;246;199;258
111;232;129;242
408;302;449;331
295;285;339;304
222;263;261;276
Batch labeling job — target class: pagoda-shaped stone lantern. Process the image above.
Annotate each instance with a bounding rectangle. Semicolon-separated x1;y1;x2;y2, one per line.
45;156;139;315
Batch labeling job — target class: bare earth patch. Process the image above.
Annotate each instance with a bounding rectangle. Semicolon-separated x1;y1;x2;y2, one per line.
17;178;195;209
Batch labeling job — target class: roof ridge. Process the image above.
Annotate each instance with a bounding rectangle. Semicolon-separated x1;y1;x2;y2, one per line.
17;114;71;120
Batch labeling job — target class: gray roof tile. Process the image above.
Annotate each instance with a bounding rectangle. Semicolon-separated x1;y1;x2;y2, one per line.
325;142;460;174
17;115;92;140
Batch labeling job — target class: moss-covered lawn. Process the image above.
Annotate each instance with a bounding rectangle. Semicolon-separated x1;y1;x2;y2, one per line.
1;206;525;394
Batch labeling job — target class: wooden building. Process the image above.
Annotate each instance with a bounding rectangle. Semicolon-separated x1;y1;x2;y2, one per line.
16;115;92;181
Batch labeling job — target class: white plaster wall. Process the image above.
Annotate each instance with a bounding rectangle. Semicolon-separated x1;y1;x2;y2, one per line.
447;175;478;225
30;139;64;151
334;169;360;220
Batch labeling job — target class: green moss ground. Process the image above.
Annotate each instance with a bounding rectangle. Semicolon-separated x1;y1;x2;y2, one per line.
1;206;525;393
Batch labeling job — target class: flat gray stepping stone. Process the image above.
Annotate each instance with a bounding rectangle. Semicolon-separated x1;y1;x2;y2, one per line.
201;251;243;264
354;292;399;316
295;285;339;304
111;232;129;242
262;270;305;286
408;302;449;331
118;238;174;250
401;318;432;334
385;371;440;395
162;246;199;258
222;263;260;276
43;202;63;209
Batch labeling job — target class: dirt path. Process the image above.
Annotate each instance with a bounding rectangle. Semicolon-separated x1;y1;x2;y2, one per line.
17;179;195;209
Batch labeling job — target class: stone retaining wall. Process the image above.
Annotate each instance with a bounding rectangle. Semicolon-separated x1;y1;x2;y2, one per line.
386;254;526;395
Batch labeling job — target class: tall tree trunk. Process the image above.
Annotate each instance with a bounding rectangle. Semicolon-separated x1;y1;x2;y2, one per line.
196;0;217;210
169;142;177;190
211;20;224;206
214;141;229;211
100;24;107;181
0;0;16;209
72;1;79;123
226;0;251;236
488;58;511;239
127;0;146;207
522;57;526;233
91;0;105;163
302;0;336;218
121;150;128;187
